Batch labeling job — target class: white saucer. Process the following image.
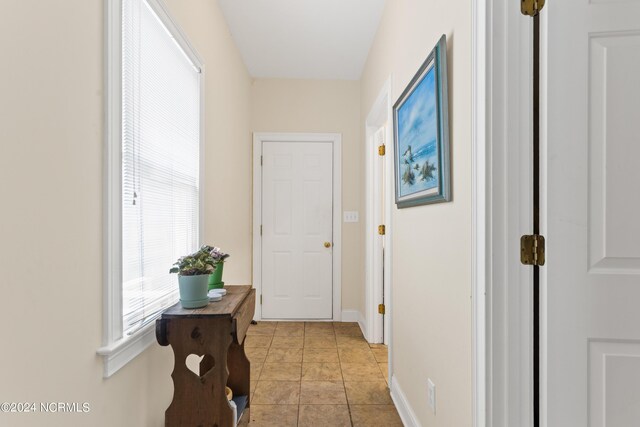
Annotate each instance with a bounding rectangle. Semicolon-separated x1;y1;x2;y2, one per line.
209;288;227;296
208;292;222;302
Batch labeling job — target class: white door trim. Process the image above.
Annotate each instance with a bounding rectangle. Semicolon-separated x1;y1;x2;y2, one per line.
472;0;487;425
252;132;342;321
365;76;393;345
483;0;535;426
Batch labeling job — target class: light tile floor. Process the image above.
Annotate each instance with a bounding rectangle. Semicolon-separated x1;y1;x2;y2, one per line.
245;321;401;427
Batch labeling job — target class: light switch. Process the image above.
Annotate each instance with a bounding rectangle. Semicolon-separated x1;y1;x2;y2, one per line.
343;211;359;223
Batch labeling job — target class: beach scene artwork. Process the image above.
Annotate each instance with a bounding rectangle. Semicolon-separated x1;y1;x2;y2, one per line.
396;63;439;199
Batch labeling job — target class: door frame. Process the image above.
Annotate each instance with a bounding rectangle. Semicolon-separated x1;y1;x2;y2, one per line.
364;76;393;346
472;0;488;425
252;132;342;321
480;0;537;426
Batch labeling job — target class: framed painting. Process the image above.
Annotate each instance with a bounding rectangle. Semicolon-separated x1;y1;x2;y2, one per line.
393;35;450;208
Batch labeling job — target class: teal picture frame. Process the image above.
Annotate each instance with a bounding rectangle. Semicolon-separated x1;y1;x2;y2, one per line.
393;35;450;208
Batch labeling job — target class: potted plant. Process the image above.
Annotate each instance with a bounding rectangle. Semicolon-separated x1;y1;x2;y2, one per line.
170;249;215;308
201;245;230;290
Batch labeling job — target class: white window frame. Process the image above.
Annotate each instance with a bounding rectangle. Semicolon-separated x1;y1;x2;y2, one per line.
97;0;205;378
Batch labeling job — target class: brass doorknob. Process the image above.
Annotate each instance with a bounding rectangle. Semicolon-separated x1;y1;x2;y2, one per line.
324;242;332;248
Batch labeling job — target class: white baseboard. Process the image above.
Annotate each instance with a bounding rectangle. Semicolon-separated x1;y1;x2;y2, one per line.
341;309;359;322
341;310;367;339
357;310;367;340
390;375;422;427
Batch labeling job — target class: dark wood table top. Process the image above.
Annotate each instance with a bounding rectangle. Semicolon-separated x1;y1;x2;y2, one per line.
160;285;253;319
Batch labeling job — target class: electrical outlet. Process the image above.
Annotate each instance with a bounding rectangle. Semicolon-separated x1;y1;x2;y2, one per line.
427;378;436;413
343;211;359;223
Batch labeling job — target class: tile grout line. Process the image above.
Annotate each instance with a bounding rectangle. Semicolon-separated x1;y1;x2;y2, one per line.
334;325;356;427
295;324;302;427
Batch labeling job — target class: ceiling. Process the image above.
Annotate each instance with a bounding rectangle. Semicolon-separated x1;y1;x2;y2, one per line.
217;0;386;80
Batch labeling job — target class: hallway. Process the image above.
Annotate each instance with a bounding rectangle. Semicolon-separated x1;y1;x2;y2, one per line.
245;322;400;426
0;0;476;425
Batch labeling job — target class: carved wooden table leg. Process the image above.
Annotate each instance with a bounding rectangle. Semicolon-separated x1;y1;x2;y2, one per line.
159;317;235;427
227;339;251;426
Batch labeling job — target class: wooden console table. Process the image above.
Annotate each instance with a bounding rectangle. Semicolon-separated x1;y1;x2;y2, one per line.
156;285;255;427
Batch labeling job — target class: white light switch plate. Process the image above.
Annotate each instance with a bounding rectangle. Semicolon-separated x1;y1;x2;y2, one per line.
343;211;359;223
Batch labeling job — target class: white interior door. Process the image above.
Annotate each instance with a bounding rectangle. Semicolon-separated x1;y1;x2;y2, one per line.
545;0;640;425
261;141;333;319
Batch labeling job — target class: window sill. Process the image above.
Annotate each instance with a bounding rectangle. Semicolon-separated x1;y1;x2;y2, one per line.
96;322;157;378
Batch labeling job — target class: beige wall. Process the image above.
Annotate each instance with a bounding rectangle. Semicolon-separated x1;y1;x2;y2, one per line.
0;1;251;425
360;0;473;425
251;79;364;314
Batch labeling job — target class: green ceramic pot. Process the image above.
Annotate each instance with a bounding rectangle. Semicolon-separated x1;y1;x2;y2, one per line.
178;274;210;308
208;262;225;290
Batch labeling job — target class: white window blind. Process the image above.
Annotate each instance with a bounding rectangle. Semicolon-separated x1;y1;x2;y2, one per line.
121;0;201;336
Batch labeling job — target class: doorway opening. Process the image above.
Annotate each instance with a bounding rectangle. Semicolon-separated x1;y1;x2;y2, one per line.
365;78;393;358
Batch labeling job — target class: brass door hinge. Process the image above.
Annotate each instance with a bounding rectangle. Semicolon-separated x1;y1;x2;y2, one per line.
521;235;546;266
260;294;263;305
378;225;386;235
378;145;386;156
521;0;545;17
378;304;385;315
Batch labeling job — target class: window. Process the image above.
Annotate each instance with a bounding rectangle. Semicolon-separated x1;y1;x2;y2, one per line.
98;0;203;377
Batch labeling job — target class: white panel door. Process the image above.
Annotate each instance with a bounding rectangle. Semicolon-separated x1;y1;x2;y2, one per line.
261;141;333;319
546;0;640;425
